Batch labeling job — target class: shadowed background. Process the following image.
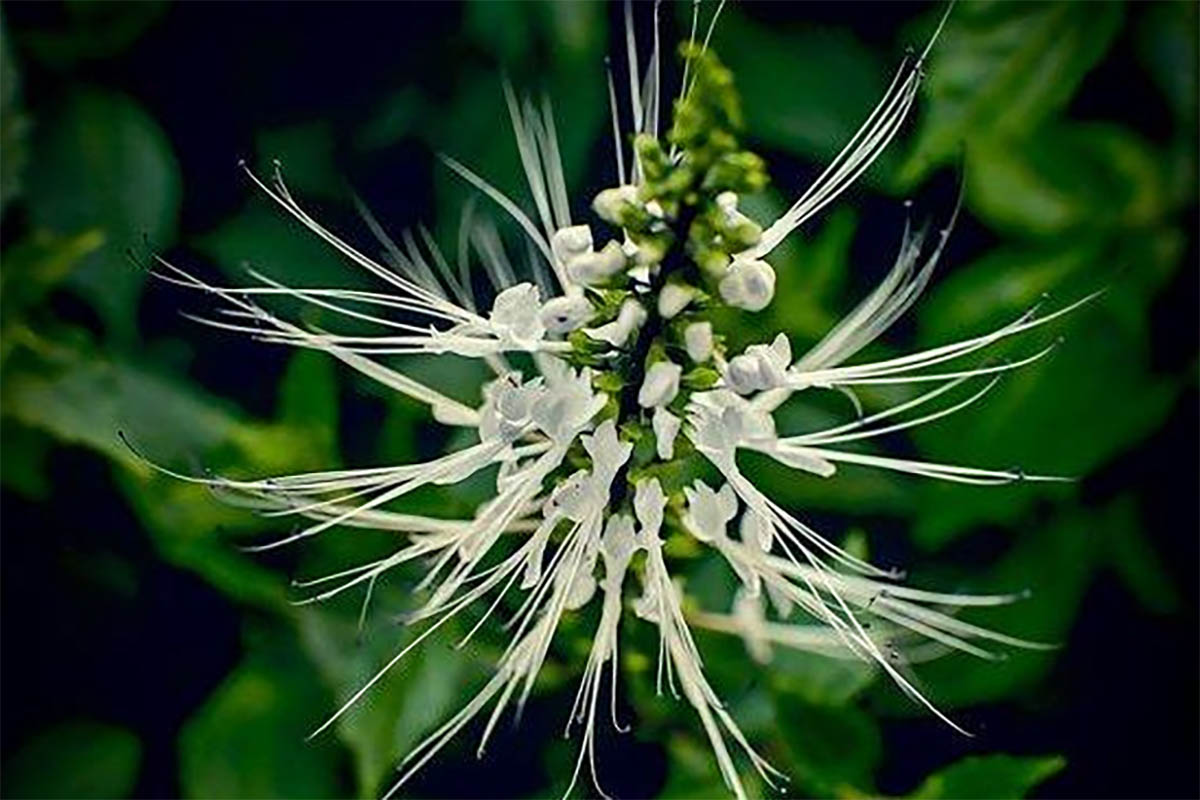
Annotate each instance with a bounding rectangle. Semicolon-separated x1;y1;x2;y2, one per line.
1;1;1196;798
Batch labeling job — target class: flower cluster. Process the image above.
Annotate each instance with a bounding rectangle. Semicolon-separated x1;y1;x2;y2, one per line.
147;4;1094;798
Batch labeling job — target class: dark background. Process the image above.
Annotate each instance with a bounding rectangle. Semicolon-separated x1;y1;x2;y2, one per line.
1;2;1196;798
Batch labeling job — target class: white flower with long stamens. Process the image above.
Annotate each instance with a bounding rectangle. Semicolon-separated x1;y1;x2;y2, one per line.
133;2;1102;797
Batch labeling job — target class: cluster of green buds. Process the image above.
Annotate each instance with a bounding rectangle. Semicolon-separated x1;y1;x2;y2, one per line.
544;47;779;512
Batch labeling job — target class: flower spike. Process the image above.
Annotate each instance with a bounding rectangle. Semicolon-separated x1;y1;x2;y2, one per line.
148;4;1097;796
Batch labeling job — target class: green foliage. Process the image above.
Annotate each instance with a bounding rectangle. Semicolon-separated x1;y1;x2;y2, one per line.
716;10;893;175
16;1;168;68
898;0;1124;187
2;720;142;799
179;631;345;799
297;604;477;797
907;754;1066;799
1;17;30;216
776;698;882;796
24;89;180;343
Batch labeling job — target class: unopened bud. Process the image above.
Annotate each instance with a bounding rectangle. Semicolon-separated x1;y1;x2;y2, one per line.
566;240;626;285
592;185;640;225
658;283;695;318
550;225;593;266
718;259;775;311
684;321;714;362
638;360;682;408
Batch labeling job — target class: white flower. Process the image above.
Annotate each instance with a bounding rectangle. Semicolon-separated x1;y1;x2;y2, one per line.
718;258;776;311
638;360;682;408
531;367;607;445
599;513;638;587
723;332;791;393
567;240;627;285
478;373;543;443
540;292;594;334
143;4;1097;798
488;283;546;346
682;481;738;542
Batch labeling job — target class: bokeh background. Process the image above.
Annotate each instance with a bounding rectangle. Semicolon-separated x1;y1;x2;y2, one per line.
1;1;1196;798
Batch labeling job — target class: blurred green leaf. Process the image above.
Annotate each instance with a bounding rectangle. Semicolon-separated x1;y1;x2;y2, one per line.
1100;499;1180;615
0;229;105;357
899;1;1122;187
769;648;877;708
0;332;342;609
259;122;342;200
906;753;1065;799
3;719;142;799
776;697;882;797
465;0;605;76
1;17;29;215
0;419;50;498
198;201;368;291
910;231;1180;547
2;334;234;464
1136;1;1199;127
718;10;896;180
966;122;1170;237
464;0;532;66
297;601;475;797
179;632;344;799
25;89;181;342
356;88;425;153
877;498;1132;709
279;349;340;450
656;734;740;800
17;1;167;68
